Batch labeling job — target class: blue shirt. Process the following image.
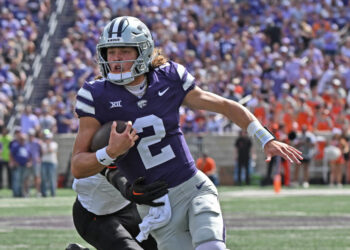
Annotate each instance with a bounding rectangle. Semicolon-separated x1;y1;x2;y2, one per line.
10;141;31;166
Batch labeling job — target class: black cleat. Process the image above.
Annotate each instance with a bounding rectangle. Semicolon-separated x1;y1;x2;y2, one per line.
65;243;90;250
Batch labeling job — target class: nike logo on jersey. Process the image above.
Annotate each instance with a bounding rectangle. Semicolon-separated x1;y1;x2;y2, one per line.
196;181;206;190
158;87;169;96
110;101;122;108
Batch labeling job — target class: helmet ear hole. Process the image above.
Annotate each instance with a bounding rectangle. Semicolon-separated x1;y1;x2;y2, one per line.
101;48;107;61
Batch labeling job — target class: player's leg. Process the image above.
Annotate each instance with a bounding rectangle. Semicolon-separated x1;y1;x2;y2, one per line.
33;163;42;196
244;160;250;185
237;161;242;185
40;162;48;196
72;198;143;250
137;171;225;249
137;172;211;249
137;190;193;250
188;172;226;249
115;202;158;250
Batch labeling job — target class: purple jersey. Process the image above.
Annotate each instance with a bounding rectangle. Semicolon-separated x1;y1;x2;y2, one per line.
75;61;198;187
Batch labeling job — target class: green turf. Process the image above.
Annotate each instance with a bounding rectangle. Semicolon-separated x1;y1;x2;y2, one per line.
0;187;350;249
220;195;350;216
0;196;75;217
0;229;93;250
226;228;350;250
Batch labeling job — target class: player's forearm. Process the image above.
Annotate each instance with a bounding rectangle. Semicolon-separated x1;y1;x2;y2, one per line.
104;168;129;198
223;99;258;130
71;152;105;178
185;88;257;130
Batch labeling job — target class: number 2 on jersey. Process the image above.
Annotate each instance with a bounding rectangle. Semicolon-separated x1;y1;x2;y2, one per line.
133;115;175;169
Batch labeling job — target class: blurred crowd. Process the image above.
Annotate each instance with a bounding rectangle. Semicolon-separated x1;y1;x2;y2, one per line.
1;0;350;193
0;0;51;128
41;0;350;136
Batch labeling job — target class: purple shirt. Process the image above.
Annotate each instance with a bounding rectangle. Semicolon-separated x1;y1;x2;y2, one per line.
28;139;42;165
75;61;198;187
10;141;31;166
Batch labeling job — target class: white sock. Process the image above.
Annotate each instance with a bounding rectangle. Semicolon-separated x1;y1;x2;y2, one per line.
195;240;226;250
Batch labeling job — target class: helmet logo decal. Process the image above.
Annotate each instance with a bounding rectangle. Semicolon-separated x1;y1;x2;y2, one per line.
108;17;129;38
107;19;117;38
116;17;129;37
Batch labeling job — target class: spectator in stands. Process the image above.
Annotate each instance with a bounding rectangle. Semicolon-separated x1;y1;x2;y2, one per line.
55;103;73;134
270;60;287;98
206;112;222;133
20;105;40;135
292;125;316;188
196;152;219;186
9;130;31;197
0;127;12;189
181;112;196;134
39;107;57;134
24;129;42;197
0;91;13;127
328;128;345;187
40;130;58;197
314;108;333;132
235;130;253;185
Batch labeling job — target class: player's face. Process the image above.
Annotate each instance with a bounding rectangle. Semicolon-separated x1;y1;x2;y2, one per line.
107;47;138;74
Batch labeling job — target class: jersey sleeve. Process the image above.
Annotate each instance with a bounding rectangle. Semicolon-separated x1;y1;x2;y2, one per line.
172;62;196;94
75;82;97;119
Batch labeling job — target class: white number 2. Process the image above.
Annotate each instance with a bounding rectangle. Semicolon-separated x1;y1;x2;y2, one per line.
133;115;175;169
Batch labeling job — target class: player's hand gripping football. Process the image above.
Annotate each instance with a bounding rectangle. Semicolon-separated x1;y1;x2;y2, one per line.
126;177;169;207
106;121;138;159
264;140;303;164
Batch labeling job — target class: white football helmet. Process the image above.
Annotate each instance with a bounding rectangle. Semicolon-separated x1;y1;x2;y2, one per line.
96;16;154;85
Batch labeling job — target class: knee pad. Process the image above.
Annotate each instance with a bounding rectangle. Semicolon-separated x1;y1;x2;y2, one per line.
190;194;225;246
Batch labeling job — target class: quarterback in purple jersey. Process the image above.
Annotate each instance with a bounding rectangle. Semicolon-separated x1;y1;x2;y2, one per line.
71;16;303;250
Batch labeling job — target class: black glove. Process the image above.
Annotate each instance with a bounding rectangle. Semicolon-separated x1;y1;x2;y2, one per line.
125;177;168;207
104;169;168;207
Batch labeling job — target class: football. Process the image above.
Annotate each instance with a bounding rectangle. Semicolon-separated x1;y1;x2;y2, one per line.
90;120;129;162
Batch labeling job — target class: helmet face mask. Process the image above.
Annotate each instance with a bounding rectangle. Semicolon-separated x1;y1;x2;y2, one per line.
96;16;154;85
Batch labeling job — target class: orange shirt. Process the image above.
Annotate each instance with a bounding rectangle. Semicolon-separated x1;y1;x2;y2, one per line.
296;111;311;130
254;106;266;124
314;140;326;161
316;120;332;131
196;157;216;175
283;113;294;134
330;103;343;118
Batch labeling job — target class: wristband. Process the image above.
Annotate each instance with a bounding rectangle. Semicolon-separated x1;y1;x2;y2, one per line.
247;121;275;149
96;147;116;166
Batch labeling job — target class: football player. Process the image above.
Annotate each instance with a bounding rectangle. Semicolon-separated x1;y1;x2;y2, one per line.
71;16;303;249
70;167;167;250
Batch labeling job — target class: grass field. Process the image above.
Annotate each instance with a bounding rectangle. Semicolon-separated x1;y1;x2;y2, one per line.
0;186;349;250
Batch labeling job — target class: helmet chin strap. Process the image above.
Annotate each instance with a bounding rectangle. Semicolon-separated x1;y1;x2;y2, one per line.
107;72;133;85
